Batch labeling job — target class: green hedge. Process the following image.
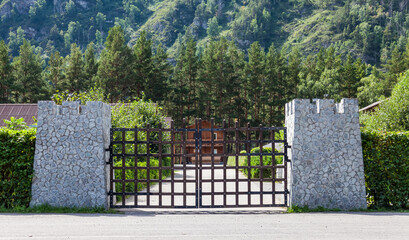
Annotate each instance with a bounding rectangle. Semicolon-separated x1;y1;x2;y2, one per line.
227;147;283;179
362;130;409;209
0;128;36;208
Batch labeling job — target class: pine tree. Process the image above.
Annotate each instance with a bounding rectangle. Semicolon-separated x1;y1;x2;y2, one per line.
286;47;301;101
340;54;356;98
65;43;85;92
84;42;98;88
265;43;287;126
209;38;236;123
13;39;50;102
298;54;318;100
97;26;134;102
245;41;265;125
0;41;14;103
150;43;171;103
133;31;153;99
46;51;65;90
227;40;246;125
169;38;200;125
199;40;218;120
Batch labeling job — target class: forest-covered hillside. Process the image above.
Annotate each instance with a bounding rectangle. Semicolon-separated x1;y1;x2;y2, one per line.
2;0;409;64
2;0;409;126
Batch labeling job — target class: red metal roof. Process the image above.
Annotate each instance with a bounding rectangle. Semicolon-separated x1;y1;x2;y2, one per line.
0;104;38;127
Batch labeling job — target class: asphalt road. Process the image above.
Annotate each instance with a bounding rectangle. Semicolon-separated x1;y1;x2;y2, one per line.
1;210;409;240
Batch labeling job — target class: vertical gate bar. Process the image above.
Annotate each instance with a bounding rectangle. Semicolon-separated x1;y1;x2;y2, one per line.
223;120;227;207
259;124;263;206
199;119;203;207
170;120;175;207
210;118;215;207
284;128;288;206
195;119;199;208
182;118;187;207
158;123;163;207
272;129;276;206
109;129;114;208
134;128;138;207
121;130;126;207
235;121;239;207
146;124;151;207
246;123;251;206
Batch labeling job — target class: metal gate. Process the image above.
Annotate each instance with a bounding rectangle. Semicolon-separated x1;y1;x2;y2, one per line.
108;119;289;208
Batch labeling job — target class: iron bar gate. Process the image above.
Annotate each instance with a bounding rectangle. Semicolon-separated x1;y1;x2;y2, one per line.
108;119;290;208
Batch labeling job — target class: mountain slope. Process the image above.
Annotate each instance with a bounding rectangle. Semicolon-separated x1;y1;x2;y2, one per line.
1;0;409;66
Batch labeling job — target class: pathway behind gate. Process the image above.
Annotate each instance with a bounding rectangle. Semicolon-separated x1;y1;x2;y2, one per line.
121;164;284;207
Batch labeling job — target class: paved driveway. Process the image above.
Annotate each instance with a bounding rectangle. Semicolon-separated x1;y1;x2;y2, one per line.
121;165;285;207
1;211;409;239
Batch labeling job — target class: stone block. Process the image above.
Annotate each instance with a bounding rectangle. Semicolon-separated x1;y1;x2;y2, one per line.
285;98;367;210
30;101;111;209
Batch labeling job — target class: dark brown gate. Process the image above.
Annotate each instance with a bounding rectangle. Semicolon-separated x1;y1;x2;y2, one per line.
108;119;289;208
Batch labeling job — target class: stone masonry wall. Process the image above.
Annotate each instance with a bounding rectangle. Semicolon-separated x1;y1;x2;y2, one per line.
285;99;367;210
30;101;111;208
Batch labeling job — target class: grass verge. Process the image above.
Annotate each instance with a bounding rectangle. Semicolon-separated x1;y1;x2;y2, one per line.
0;204;121;214
287;205;409;213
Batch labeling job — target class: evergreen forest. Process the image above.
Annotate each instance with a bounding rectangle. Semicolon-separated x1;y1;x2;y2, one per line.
2;0;409;126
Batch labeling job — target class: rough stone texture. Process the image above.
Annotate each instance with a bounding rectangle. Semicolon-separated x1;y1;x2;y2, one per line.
30;101;111;209
285;99;367;210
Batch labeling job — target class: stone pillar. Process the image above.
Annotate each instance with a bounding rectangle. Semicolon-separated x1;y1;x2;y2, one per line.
30;101;111;209
285;99;366;210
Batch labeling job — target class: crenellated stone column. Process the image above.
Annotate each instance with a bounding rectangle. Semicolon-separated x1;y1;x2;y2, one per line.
285;99;367;210
30;101;111;209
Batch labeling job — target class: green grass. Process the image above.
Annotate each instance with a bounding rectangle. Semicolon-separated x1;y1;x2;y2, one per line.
287;205;409;213
287;205;342;213
0;204;120;214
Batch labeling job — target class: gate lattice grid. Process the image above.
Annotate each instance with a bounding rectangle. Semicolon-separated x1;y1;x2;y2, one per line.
108;119;290;208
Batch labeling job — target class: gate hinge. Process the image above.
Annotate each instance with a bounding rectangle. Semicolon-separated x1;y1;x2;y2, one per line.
107;190;113;196
286;145;292;149
285;158;291;163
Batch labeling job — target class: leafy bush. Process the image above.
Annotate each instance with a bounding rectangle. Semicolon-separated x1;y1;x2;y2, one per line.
361;70;409;131
0;127;36;208
114;157;171;195
227;147;283;179
362;130;409;209
51;87;106;105
3;117;29;130
111;98;171;200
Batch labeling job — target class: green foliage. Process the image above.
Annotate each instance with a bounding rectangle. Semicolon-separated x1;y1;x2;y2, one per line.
361;71;409;131
0;40;13;103
3;117;29;130
65;43;86;92
12;39;50;103
361;130;409;209
207;17;221;39
97;26;134;102
287;205;342;213
0;204;119;214
0;126;36;208
51;87;106;105
111;98;171;201
227;147;283;179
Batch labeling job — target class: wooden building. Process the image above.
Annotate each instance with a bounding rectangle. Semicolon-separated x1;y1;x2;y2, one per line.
183;120;225;164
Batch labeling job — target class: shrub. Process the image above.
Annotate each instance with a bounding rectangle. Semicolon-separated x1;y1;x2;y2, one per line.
0;127;36;208
227;147;283;179
362;130;409;209
114;157;171;195
361;70;409;131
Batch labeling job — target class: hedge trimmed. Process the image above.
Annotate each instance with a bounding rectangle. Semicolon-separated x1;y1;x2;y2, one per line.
0;128;36;208
362;130;409;209
227;147;283;179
